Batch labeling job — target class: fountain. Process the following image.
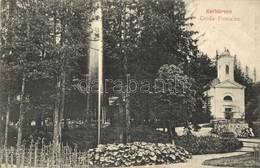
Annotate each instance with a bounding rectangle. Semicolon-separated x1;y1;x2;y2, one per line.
88;1;103;145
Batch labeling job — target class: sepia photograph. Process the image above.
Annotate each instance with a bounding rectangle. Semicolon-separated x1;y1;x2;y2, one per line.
0;0;259;167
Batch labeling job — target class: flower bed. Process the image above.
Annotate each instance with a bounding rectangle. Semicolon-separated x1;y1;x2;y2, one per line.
211;122;253;137
175;135;243;155
88;142;192;167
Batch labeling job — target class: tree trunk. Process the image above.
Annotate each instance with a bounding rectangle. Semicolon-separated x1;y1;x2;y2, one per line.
17;0;28;149
58;2;68;144
4;96;11;148
124;92;131;144
0;0;5;148
41;108;46;128
63;118;68;131
53;76;61;150
122;1;131;144
36;117;42;133
16;73;26;168
17;73;26;148
59;57;66;143
118;95;124;143
52;5;67;152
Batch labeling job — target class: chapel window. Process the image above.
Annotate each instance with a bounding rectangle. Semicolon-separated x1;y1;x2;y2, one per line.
226;65;229;75
223;96;232;101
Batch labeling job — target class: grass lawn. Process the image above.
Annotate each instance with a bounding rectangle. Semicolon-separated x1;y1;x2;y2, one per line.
202;152;260;167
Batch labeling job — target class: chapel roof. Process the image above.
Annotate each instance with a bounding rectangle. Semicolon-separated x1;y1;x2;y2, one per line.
217;48;232;59
205;78;246;90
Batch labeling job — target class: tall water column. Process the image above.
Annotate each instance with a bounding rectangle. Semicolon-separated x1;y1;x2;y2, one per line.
87;1;103;145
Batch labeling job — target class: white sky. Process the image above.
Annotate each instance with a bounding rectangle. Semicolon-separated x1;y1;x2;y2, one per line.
188;0;260;81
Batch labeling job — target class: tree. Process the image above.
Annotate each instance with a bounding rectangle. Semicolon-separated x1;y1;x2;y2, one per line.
0;0;95;150
253;67;257;83
103;0;200;132
233;56;257;122
47;0;94;150
103;0;143;143
188;53;216;124
156;64;196;140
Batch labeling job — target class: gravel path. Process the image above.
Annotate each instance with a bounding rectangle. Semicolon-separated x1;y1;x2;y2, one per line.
131;151;247;168
138;127;260;168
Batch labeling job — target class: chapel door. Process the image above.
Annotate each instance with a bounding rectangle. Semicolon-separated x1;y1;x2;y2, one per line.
225;108;233;120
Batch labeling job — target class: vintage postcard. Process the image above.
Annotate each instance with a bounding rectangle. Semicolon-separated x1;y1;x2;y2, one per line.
0;0;259;167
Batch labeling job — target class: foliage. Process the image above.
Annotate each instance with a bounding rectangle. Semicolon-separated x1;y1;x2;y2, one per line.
233;56;259;122
88;142;192;167
237;128;254;138
62;125;171;150
102;0;208;128
156;64;197;124
251;121;260;138
189;53;216;124
175;135;243;155
0;0;95;146
220;132;235;138
247;83;260;122
63;125;242;155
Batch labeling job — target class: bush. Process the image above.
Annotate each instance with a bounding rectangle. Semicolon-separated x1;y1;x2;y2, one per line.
251;121;260;138
88;142;192;167
62;125;243;155
175;135;243;155
237;128;254;138
221;132;235;138
62;125;171;150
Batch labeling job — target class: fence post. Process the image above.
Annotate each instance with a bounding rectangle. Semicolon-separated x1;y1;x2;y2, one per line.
10;147;14;168
5;148;8;168
0;147;2;168
21;142;25;167
68;145;72;166
51;143;55;168
29;140;33;168
46;144;50;168
40;139;44;168
257;145;260;162
34;141;38;168
87;150;90;167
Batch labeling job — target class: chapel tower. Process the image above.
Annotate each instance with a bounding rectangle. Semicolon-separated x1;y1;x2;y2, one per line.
217;48;234;82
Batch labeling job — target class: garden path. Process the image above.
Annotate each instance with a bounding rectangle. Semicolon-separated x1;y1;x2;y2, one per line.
136;126;260;168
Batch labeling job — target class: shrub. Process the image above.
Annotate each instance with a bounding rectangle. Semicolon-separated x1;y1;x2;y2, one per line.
88;142;192;167
62;125;171;150
237;128;254;138
251;121;260;138
175;135;243;155
221;132;235;138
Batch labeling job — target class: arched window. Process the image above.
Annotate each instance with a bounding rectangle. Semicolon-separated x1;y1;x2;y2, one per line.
223;96;232;101
226;65;229;75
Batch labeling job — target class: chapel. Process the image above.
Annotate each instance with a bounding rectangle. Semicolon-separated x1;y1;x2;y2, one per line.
205;49;246;121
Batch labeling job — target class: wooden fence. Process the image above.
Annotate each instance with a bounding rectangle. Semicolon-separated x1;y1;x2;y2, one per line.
0;140;90;168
